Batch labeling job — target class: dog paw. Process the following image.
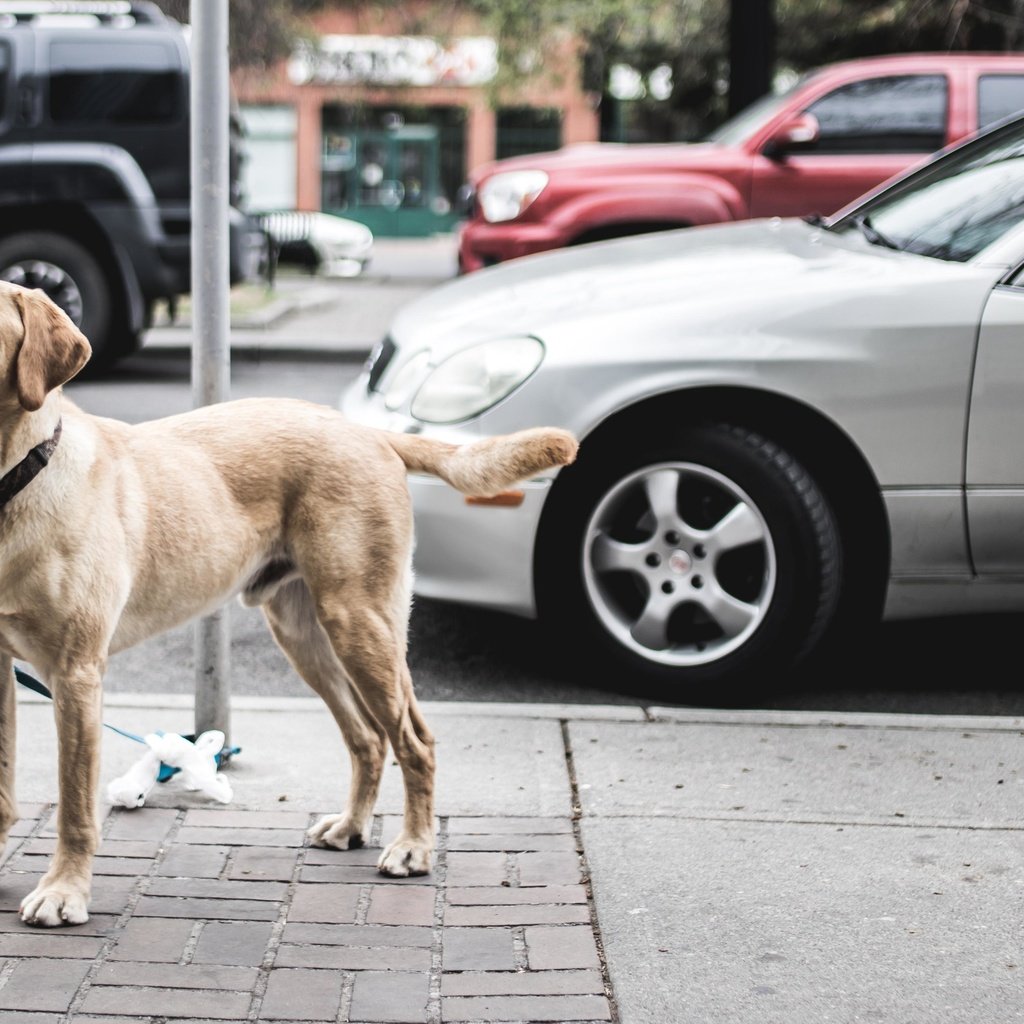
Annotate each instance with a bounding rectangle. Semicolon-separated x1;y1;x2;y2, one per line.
307;814;367;850
20;880;90;927
378;836;433;877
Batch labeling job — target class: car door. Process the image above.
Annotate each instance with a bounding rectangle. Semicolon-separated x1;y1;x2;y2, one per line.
749;74;949;219
965;272;1024;572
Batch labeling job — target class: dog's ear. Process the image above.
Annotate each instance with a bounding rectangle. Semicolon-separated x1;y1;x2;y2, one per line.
13;288;92;411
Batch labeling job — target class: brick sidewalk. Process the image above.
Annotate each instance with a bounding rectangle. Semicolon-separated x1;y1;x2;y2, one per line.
0;806;614;1023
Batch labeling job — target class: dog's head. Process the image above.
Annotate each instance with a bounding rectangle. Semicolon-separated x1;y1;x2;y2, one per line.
0;282;91;413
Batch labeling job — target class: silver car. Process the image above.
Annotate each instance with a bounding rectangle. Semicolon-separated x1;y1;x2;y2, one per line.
340;112;1024;698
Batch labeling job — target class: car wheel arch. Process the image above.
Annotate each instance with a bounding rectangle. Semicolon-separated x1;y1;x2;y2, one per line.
536;385;890;681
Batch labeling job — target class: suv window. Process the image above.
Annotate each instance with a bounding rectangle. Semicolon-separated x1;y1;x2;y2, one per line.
48;39;182;124
978;74;1024;131
803;75;947;154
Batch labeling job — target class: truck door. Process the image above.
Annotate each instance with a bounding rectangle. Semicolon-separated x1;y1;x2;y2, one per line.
749;74;949;220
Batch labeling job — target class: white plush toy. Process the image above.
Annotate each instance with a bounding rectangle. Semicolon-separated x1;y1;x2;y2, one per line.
106;730;233;809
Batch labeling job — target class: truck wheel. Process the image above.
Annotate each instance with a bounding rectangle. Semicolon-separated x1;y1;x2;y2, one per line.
535;422;843;703
0;232;113;369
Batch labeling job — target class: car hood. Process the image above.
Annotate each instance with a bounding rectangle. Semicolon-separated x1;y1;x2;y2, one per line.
470;140;732;181
388;218;993;360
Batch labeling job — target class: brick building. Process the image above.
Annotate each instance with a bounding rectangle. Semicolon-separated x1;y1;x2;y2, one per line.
231;5;599;236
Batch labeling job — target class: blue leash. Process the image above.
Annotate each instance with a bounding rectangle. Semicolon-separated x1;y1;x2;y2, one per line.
14;667;240;781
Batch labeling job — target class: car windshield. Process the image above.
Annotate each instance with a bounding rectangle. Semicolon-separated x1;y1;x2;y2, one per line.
703;75;810;146
834;120;1024;262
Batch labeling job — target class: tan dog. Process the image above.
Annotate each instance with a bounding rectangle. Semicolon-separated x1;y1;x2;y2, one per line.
0;283;578;927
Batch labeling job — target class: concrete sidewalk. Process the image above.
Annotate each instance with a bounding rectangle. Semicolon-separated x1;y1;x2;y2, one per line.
5;691;1024;1022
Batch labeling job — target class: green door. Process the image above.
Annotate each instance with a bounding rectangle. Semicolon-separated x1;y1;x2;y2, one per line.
323;125;453;237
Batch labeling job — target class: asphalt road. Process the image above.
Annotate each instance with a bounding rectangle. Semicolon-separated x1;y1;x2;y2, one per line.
58;342;1024;718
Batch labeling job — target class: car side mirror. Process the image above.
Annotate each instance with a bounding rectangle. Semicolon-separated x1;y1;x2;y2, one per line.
762;113;820;159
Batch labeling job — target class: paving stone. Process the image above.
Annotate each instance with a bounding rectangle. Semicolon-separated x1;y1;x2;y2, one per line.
148;878;289;902
133;895;280;921
518;851;583;886
445;903;591;926
227;847;298;881
275;942;431;971
92;857;154;879
0;958;91;1012
303;846;381;866
157;844;231;878
259;967;343;1021
366;884;435;926
0;1013;63;1023
443;928;516;971
0;931;106;958
525;926;601;970
447;833;578;852
183;809;312;829
448;818;571;835
299;863;432;885
107;917;193;962
92;961;260;990
442;994;611;1021
445;853;508;887
23;837;160;859
80;984;252;1019
0;911;118;937
349;970;429;1023
192;920;274;967
83;877;137;915
177;826;304;848
105;809;179;842
286;883;359;924
281;922;432;948
447;885;587;906
441;970;605;996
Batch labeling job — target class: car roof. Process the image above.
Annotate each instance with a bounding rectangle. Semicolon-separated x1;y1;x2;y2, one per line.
811;51;1024;77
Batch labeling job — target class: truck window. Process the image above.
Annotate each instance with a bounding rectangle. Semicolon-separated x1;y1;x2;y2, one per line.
803;75;947;154
979;75;1024;131
47;40;182;124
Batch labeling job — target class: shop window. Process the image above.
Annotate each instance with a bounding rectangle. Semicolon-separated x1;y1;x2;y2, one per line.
496;107;562;160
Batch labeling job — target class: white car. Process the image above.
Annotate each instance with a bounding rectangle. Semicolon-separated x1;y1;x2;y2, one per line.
259;210;373;278
340;112;1024;699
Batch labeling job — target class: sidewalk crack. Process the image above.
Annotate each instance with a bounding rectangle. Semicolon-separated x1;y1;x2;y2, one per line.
561;719;621;1024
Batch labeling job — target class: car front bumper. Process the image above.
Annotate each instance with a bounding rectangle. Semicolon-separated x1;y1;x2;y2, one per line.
457;219;568;273
341;380;547;619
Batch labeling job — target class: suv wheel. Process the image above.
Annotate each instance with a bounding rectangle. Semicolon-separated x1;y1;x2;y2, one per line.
536;422;843;702
0;232;112;369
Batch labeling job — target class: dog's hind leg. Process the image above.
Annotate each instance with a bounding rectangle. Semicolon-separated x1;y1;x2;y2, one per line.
310;593;436;878
263;580;388;851
0;655;17;851
19;661;102;926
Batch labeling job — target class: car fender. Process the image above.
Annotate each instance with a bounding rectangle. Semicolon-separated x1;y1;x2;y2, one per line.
548;174;744;234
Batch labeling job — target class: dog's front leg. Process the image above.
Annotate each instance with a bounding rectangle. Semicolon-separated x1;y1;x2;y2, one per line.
20;664;102;927
0;655;16;851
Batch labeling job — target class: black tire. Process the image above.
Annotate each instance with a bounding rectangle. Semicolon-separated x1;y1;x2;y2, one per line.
535;422;842;703
0;231;113;369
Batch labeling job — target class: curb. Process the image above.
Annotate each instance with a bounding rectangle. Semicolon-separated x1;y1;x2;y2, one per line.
17;688;1024;732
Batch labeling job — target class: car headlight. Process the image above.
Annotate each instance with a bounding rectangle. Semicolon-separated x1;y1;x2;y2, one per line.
384;350;432;411
410;337;545;424
478;170;549;223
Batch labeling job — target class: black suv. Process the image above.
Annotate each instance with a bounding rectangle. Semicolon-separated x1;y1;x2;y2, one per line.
0;0;265;367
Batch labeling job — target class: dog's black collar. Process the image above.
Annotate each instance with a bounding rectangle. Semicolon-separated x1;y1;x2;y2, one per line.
0;419;62;509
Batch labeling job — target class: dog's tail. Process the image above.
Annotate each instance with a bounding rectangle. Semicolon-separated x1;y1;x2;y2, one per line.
385;427;578;498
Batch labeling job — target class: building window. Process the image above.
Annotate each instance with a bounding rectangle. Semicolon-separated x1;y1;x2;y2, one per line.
238;104;297;211
496;107;562;160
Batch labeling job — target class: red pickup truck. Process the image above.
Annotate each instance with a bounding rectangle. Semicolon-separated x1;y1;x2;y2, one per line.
458;52;1024;273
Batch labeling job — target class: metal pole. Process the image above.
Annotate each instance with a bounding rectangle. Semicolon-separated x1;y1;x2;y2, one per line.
190;0;231;743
